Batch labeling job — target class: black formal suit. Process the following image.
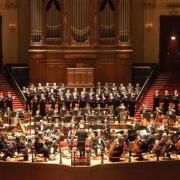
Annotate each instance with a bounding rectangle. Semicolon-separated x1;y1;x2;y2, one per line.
76;128;87;158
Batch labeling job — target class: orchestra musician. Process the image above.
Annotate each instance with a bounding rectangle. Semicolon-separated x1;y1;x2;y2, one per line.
109;135;124;162
0;132;16;161
16;136;29;161
34;135;50;161
172;90;179;115
166;105;176;125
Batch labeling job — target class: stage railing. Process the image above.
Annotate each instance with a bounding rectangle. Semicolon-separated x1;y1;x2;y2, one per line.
135;64;158;104
4;65;27;107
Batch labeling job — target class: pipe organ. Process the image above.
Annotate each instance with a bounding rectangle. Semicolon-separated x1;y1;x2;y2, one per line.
29;0;133;85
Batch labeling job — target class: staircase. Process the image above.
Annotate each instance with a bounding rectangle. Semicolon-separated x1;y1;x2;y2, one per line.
134;72;180;120
0;73;25;110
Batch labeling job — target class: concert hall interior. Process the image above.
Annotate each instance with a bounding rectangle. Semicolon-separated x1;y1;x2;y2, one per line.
0;0;180;180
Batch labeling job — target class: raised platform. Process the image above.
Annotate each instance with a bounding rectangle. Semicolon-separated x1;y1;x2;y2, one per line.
0;159;179;180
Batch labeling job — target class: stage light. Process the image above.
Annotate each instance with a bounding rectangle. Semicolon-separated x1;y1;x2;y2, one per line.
171;36;176;40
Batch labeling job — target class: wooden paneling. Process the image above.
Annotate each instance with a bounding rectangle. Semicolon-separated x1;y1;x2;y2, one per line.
0;161;179;180
67;68;94;87
29;48;133;85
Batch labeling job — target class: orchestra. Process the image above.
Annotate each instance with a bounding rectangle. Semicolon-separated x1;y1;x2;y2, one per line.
0;84;179;164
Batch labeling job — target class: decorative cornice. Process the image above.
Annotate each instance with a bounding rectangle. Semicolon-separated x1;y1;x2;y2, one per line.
166;2;180;9
5;0;18;9
144;0;156;9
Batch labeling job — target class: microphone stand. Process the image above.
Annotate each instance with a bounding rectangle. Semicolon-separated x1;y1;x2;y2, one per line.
29;111;34;163
128;142;132;163
101;147;104;164
59;140;62;165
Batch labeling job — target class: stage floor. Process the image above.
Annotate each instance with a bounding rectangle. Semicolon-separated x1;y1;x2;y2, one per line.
1;152;179;167
0;153;180;180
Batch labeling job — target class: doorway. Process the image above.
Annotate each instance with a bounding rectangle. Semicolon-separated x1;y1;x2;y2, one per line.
159;16;180;72
0;16;2;72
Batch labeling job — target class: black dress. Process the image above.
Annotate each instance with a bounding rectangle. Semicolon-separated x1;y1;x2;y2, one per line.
162;95;171;115
32;98;38;117
153;94;160;112
129;97;135;117
39;98;46;116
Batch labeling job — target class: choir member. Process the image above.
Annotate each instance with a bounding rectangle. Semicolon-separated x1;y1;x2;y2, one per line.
162;90;171;115
153;90;160;112
39;94;47;117
0;92;5;112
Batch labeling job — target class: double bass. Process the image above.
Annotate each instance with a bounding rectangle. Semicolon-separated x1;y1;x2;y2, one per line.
108;137;124;162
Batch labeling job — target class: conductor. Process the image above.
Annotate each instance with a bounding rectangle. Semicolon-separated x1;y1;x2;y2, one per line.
76;124;87;159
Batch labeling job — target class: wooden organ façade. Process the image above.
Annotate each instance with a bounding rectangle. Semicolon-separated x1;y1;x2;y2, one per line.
29;0;133;86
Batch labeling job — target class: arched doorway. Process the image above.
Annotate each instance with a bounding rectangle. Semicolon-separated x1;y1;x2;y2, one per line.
160;16;180;72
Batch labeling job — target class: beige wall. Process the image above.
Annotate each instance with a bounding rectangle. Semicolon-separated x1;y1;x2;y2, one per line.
131;0;145;63
18;0;30;64
0;0;18;64
1;0;180;65
0;0;30;65
133;0;180;64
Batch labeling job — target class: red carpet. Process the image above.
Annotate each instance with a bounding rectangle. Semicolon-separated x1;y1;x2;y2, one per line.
134;72;180;120
0;73;24;110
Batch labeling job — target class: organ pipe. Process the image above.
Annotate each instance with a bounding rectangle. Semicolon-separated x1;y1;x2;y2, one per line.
118;0;131;44
31;0;43;44
30;0;131;46
70;0;89;44
100;0;115;41
45;0;62;44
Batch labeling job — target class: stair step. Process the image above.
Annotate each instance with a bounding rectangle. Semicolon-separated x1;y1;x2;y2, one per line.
135;72;179;117
0;74;25;111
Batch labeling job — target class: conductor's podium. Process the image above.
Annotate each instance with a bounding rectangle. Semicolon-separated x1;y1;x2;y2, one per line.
60;140;91;166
